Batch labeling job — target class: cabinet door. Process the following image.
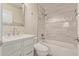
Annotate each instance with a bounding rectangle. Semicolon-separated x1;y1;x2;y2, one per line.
23;50;34;56
2;41;18;56
23;45;34;56
27;51;34;56
9;50;21;56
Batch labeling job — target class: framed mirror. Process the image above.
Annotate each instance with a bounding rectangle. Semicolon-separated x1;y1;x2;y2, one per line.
3;3;25;26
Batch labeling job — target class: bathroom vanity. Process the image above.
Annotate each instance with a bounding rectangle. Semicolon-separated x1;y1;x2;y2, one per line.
1;34;36;56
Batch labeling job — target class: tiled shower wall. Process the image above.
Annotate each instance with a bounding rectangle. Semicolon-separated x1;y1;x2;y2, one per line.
45;16;77;44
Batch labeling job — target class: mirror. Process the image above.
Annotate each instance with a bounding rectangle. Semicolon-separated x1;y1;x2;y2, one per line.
2;3;25;36
3;3;24;26
3;10;13;24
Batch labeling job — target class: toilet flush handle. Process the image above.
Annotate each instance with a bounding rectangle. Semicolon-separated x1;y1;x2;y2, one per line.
75;37;79;42
41;34;45;39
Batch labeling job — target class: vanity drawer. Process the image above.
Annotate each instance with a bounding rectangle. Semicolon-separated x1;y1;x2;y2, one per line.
2;41;19;56
9;50;21;56
2;44;18;56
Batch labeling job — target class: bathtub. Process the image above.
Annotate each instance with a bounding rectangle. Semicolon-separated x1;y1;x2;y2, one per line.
42;40;77;56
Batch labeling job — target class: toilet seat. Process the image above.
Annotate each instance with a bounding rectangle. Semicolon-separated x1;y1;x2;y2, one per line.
34;43;48;51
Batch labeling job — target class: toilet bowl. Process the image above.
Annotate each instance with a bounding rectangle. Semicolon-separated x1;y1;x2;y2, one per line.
34;43;48;56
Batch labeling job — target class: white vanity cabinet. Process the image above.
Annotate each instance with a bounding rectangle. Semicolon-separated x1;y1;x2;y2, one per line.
2;40;19;56
1;34;36;56
21;38;34;56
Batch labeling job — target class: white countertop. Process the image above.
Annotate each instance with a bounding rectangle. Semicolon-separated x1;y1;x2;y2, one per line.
2;34;36;43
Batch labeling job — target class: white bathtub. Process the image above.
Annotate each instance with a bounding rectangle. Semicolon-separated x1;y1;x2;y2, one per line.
43;40;77;56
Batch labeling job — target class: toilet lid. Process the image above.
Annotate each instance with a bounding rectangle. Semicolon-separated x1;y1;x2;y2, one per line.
34;43;48;51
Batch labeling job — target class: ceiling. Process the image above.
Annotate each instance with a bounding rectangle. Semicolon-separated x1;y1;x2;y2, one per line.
39;3;77;20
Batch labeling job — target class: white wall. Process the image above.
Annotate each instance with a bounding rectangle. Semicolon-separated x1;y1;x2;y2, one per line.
25;4;38;36
77;4;79;56
0;4;1;40
77;4;79;37
25;4;45;39
0;3;2;56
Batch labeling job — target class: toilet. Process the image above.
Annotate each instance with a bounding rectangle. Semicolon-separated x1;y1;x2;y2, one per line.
34;43;48;56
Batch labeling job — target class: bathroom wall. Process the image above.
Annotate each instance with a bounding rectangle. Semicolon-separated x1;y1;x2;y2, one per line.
3;3;45;38
37;4;45;39
2;3;25;36
45;12;77;44
77;4;79;37
77;4;79;55
25;4;45;39
0;4;2;41
25;3;38;35
0;3;2;56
